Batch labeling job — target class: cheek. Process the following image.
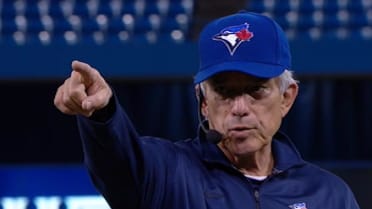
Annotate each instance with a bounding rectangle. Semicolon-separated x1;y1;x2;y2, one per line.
257;100;283;132
205;103;229;129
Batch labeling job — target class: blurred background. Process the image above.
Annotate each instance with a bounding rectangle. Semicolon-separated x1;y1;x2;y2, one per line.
0;0;371;208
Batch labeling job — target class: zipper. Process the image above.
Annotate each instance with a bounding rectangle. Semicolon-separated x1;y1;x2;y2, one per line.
251;168;282;209
254;189;260;209
236;167;284;209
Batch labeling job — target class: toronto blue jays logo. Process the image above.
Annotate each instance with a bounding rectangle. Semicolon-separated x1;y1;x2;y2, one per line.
289;202;307;209
213;22;254;55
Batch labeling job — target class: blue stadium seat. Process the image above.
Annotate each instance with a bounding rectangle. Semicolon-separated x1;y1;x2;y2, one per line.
247;0;371;41
0;0;193;44
298;1;316;14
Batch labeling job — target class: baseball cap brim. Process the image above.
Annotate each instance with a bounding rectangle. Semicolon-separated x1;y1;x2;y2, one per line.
194;61;286;84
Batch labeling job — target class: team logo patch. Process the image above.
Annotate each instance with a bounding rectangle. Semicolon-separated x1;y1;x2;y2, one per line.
289;202;307;209
213;22;254;55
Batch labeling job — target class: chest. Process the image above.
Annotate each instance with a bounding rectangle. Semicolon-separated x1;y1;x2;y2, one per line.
142;165;341;209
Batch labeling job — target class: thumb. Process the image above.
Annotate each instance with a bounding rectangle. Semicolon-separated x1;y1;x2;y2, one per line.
81;89;112;112
82;99;94;112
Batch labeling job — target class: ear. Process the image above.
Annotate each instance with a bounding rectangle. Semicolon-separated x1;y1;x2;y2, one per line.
280;83;298;117
194;85;201;102
201;98;208;118
194;84;208;118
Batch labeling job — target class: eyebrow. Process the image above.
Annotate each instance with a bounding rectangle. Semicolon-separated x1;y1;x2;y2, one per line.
208;76;269;87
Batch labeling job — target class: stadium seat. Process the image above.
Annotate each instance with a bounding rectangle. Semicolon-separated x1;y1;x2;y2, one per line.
247;0;371;41
0;0;194;45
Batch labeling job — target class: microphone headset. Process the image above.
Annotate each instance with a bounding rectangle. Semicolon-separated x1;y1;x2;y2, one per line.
197;85;223;144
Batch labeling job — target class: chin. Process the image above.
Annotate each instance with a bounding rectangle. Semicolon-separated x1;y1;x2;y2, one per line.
229;138;264;156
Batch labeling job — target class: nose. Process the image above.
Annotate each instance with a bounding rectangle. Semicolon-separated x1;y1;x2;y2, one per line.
230;95;251;117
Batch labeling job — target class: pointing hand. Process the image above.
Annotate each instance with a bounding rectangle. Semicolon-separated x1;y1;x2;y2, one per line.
54;60;112;117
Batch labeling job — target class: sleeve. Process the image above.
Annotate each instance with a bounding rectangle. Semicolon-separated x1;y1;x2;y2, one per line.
76;94;146;209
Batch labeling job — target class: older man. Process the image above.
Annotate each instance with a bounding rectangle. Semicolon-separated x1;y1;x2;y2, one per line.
54;11;360;209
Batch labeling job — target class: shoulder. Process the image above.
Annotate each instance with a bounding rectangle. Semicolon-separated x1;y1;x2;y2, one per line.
140;136;201;158
298;162;354;194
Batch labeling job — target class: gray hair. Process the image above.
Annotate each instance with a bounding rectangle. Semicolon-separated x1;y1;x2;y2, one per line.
277;70;298;93
199;69;298;95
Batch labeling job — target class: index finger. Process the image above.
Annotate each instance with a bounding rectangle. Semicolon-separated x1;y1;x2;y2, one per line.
71;60;97;86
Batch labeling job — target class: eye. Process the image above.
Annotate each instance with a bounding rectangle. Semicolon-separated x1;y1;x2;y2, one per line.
248;85;265;93
213;86;230;98
214;87;240;99
246;85;269;99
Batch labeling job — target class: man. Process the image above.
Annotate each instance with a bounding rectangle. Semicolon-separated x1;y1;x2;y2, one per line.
54;11;360;209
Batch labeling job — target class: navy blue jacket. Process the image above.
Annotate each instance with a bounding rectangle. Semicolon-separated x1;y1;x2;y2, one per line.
77;97;360;209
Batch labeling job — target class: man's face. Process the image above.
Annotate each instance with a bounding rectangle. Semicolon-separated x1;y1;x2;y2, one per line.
201;71;297;157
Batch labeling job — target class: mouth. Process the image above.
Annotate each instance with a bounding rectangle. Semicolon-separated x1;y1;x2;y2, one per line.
227;127;254;138
229;126;252;131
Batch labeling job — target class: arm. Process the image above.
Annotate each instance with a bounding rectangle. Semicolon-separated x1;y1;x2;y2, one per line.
54;60;145;208
77;94;143;209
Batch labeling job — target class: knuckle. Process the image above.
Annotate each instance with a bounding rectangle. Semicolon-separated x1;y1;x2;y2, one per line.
62;94;73;105
91;68;102;79
54;87;64;106
54;97;61;107
70;89;82;99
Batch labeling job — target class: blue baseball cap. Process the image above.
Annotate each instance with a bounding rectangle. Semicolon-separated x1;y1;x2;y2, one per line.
194;11;291;84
